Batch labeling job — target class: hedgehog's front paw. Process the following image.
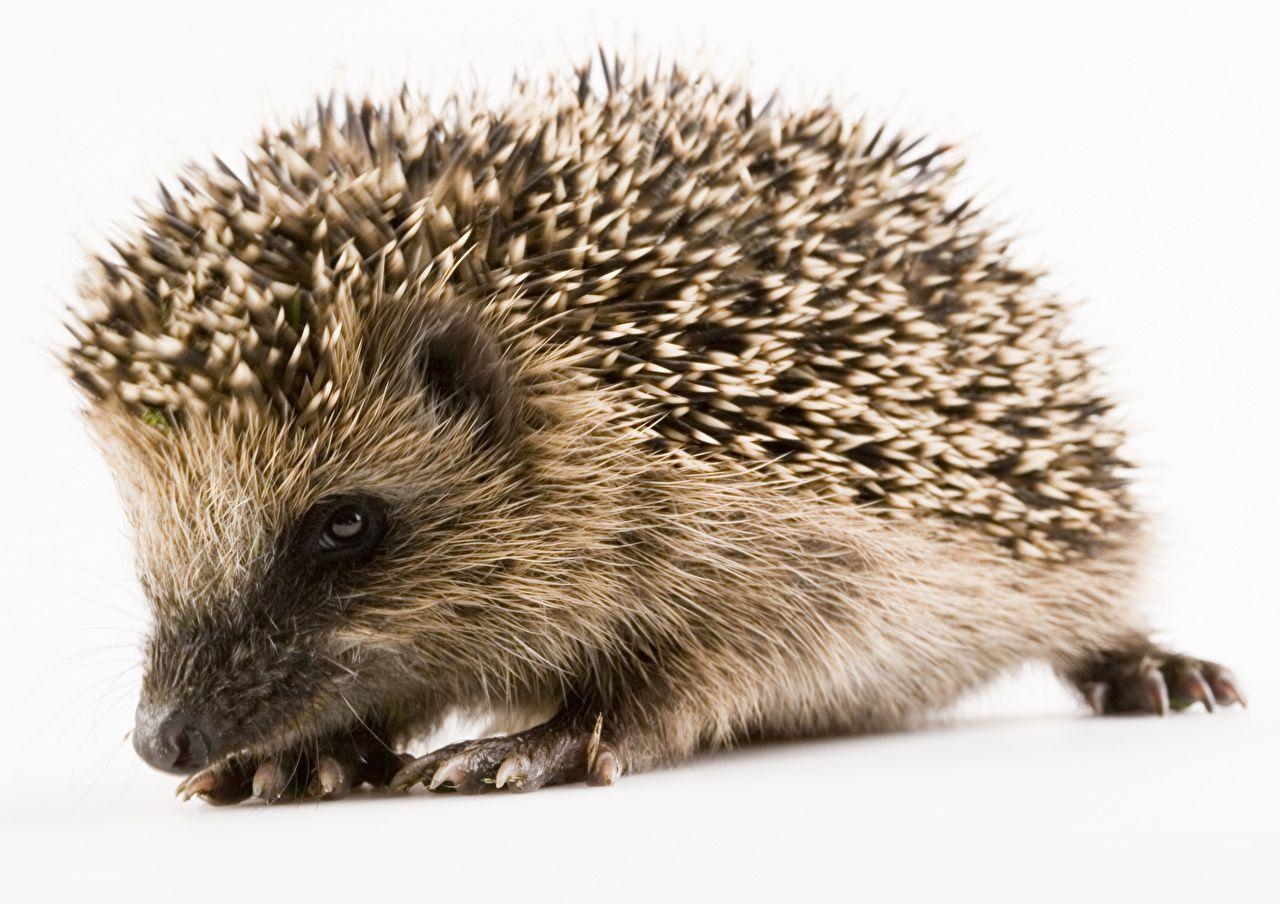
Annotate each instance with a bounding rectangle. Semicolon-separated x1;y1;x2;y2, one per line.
390;712;621;795
177;722;410;805
1071;648;1245;716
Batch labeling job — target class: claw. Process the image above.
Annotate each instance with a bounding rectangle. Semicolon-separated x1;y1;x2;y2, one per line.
1170;668;1215;713
313;755;352;800
1083;681;1109;716
388;758;430;793
1139;661;1169;716
1204;665;1246;708
587;748;621;787
176;761;253;806
428;755;468;791
177;769;217;801
495;754;531;790
252;761;288;803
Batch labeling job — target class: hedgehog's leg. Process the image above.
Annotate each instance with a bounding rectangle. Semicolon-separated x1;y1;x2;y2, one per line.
390;709;621;794
1063;645;1245;716
1022;541;1246;716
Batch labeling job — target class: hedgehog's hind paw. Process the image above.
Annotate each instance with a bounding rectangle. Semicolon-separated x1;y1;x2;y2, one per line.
1071;648;1245;716
390;711;620;795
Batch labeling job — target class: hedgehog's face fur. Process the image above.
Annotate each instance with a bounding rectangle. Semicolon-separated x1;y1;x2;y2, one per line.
90;295;553;773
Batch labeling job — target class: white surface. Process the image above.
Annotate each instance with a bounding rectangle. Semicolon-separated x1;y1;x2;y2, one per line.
1;1;1276;900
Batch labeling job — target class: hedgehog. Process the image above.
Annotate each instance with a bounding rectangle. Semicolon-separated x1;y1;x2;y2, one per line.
64;56;1243;804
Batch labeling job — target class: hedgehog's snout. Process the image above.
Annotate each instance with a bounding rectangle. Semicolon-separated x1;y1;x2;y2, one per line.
133;700;219;774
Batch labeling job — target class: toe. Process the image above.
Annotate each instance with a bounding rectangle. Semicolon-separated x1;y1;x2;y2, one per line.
389;756;435;793
390;739;472;793
586;746;622;787
1081;681;1109;716
312;755;352;800
437;747;507;794
1138;659;1169;715
177;761;253;806
1094;657;1168;715
252;761;292;804
495;754;532;790
176;769;217;801
1201;662;1246;708
1167;661;1215;712
427;754;469;791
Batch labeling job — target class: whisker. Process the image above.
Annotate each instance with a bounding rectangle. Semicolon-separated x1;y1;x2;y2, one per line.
1;580;147;626
337;691;395;755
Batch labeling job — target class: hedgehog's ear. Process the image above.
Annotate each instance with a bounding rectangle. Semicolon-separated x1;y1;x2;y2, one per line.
412;308;521;446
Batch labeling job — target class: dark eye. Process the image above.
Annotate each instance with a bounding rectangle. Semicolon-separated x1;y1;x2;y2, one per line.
307;496;388;562
321;505;367;549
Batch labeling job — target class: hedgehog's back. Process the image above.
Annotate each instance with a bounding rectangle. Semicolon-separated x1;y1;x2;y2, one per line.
67;62;1132;560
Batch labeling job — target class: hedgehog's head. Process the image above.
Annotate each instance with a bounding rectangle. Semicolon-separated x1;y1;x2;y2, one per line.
66;254;571;774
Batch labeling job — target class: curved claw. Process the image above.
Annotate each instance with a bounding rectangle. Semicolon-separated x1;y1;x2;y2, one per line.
176;761;254;806
313;755;352;800
495;754;532;790
250;758;289;799
1139;661;1169;716
1169;667;1215;713
1083;682;1109;716
388;757;432;793
1202;663;1246;708
389;739;470;793
176;769;217;801
428;755;468;791
587;747;622;787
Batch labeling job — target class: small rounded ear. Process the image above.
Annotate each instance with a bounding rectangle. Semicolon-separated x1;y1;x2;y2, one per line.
414;307;521;446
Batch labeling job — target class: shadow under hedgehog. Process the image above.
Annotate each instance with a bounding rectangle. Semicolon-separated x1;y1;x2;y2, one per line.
63;57;1243;804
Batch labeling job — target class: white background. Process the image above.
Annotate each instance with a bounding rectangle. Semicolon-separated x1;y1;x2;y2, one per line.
1;1;1276;900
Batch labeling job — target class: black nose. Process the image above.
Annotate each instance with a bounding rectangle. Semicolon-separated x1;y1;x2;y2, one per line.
133;705;216;774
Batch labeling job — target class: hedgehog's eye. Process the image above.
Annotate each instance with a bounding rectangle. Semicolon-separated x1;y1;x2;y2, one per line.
322;506;366;547
308;496;388;561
